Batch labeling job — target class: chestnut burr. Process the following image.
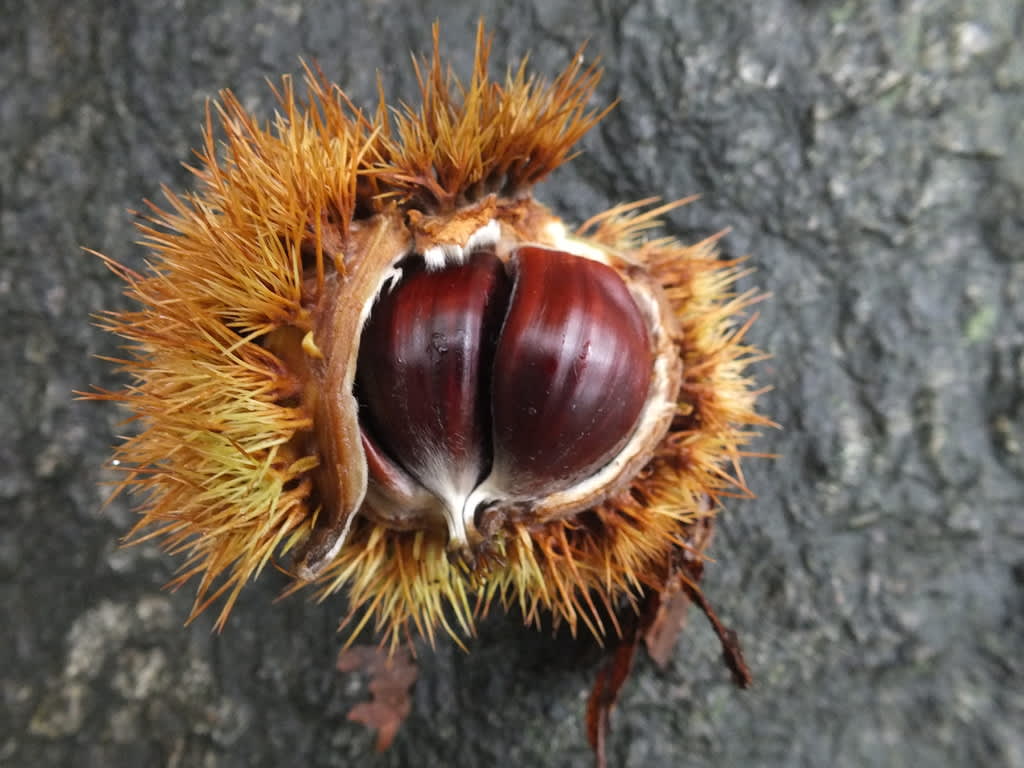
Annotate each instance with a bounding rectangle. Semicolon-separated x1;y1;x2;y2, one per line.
91;23;770;676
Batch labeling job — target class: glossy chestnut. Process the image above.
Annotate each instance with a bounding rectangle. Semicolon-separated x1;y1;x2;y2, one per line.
354;242;667;556
487;246;652;497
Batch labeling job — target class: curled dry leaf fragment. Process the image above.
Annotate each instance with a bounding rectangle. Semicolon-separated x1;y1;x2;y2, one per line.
643;515;716;670
337;645;419;752
586;607;642;768
88;19;772;761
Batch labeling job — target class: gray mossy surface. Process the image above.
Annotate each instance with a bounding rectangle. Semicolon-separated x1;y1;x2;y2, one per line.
2;2;1022;766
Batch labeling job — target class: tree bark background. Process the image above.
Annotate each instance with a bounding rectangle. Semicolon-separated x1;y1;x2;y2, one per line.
3;1;1022;766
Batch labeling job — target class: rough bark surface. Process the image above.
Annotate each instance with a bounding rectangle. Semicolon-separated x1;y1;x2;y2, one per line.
3;1;1022;766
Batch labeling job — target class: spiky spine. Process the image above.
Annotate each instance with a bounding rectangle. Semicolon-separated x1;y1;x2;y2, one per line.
92;22;769;642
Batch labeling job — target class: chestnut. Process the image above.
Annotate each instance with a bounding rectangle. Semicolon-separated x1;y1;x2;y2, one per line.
355;243;665;557
354;247;511;549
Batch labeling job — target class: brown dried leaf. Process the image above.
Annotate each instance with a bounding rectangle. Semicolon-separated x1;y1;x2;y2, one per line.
337;644;419;751
643;579;691;669
585;614;639;768
679;579;752;688
643;516;713;668
674;516;752;688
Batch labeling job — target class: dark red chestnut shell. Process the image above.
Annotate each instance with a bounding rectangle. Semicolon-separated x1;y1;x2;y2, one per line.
488;246;652;497
355;244;658;552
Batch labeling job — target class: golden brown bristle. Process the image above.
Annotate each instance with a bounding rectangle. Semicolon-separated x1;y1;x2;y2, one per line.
89;21;769;644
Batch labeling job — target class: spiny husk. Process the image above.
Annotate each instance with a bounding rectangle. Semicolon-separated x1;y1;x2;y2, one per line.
91;22;769;642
